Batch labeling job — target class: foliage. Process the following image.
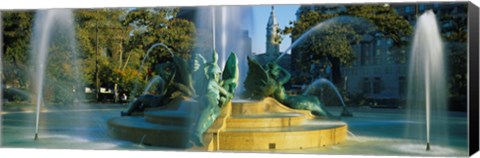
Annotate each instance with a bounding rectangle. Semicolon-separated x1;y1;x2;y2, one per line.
283;5;412;85
344;5;412;46
74;8;196;99
42;19;79;103
75;9;129;86
2;11;34;88
121;8;196;96
439;4;468;97
447;42;467;97
289;11;360;64
112;67;145;95
3;88;30;102
122;8;196;63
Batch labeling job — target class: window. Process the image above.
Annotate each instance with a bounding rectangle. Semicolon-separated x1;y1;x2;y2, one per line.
363;78;370;93
405;6;413;13
373;48;382;65
363;44;370;57
419;4;425;11
360;42;375;65
386;51;394;64
398;76;406;96
361;44;368;65
375;57;382;65
376;49;381;56
373;77;382;94
397;50;407;64
387;39;393;46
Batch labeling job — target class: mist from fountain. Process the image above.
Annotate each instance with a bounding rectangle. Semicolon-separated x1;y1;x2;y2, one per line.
31;9;80;140
405;10;448;151
2;87;31;100
195;6;253;95
304;78;347;108
142;76;164;95
131;42;174;97
303;78;352;117
139;42;175;74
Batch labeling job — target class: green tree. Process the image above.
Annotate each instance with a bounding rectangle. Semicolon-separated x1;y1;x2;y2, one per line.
121;8;196;96
122;8;196;65
33;10;84;104
284;5;412;85
75;8;195;101
284;11;361;85
440;4;467;97
75;8;132;101
43;38;78;103
2;11;34;89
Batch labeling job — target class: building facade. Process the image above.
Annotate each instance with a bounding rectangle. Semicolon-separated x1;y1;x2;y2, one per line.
292;3;467;103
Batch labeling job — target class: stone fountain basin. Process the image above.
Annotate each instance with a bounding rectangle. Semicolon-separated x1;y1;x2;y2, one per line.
213;98;347;151
107;97;348;150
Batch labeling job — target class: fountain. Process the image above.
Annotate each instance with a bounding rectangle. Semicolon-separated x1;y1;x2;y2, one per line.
109;48;240;148
194;6;252;94
139;43;175;73
142;75;164;95
30;9;81;140
303;78;353;117
196;10;358;149
265;16;377;118
108;6;248;148
108;6;350;150
248;16;376;118
105;7;467;155
0;4;469;157
131;42;174;97
406;10;448;151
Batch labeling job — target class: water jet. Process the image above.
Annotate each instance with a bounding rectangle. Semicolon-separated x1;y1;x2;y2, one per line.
406;10;447;151
30;9;80;140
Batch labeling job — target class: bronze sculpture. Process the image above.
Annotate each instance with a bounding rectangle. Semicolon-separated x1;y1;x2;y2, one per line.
243;57;335;118
121;50;239;147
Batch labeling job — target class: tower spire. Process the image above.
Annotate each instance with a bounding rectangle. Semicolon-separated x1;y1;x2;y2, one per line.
267;5;277;26
266;5;280;55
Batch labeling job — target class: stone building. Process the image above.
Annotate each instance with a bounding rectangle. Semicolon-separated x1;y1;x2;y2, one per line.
292;3;467;104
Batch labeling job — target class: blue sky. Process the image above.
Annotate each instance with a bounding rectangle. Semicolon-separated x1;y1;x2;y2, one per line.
251;4;299;54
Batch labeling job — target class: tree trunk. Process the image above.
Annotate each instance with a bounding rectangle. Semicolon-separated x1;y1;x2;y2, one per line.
114;83;119;103
327;55;343;85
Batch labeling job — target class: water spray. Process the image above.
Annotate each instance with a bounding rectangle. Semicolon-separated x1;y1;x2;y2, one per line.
133;42;175;98
275;16;373;61
212;7;216;51
220;6;227;68
31;10;83;140
304;78;353;117
407;10;446;151
425;49;431;151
